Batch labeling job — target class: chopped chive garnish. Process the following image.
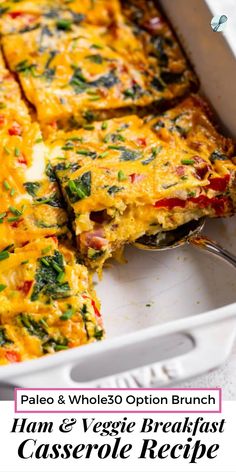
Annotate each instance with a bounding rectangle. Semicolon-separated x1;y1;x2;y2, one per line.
14;147;20;157
98;151;109;158
57;271;65;283
88;95;100;101
41;258;50;267
9;206;22;216
10;188;15;196
3;180;10;191
60;308;75;320
76;149;92;156
0;212;6;219
7;216;20;222
51;261;63;273
101;121;108;130
83;124;95;130
54;345;69;351
0;284;7;292
21;260;29;265
3;146;11;155
181;159;195;165
118;170;127;181
107;145;123;150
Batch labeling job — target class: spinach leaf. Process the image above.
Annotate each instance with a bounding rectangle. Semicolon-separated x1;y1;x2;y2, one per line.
93;326;104;340
55;161;81;172
151;36;168;66
15;60;36;76
142;145;162;165
161;71;183;84
34;192;64;208
91;70;118;89
123;83;143;99
46;162;57;181
151;76;165;91
107;185;123;195
112;146;141;162
0;7;9;15
70;67;88;93
65;171;91;203
24;182;40;197
31;250;70;301
0;327;13;347
86;54;103;64
210;150;228;163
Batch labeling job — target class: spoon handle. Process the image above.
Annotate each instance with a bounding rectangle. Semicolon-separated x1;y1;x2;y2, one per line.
190;235;236;269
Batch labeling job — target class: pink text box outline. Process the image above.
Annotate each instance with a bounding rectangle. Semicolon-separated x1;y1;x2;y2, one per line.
14;388;222;414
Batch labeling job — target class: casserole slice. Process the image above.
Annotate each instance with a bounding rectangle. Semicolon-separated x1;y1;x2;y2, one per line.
0;237;103;365
0;119;69;250
48;95;236;272
2;2;196;133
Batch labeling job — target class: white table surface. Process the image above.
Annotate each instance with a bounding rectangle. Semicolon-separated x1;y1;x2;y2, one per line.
175;0;236;399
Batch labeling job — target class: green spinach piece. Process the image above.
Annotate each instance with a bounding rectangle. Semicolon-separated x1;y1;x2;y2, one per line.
65;171;91;203
31;251;70;301
210;150;228;163
0;327;13;347
24;182;40;197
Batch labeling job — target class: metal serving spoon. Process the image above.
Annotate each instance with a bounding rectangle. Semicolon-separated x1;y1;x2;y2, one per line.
135;218;236;268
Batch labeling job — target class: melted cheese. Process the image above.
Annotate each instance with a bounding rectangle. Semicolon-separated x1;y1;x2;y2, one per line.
0;1;235;365
47;95;236;271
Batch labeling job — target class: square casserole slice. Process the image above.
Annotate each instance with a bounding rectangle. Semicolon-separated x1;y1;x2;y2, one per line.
48;95;236;272
0;237;103;365
2;1;197;132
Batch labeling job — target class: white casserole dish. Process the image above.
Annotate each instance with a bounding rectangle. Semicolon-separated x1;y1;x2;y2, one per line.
0;0;236;391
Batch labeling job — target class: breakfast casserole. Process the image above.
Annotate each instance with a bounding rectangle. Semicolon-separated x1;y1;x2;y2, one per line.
1;0;196;132
48;96;236;272
0;237;103;365
0;0;235;365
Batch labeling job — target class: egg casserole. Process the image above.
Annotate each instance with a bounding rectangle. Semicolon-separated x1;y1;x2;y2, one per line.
0;1;235;365
0;237;103;364
1;0;196;132
48;96;236;272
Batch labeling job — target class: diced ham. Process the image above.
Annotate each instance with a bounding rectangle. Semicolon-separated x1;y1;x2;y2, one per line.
81;228;108;250
175;165;185;177
129;173;145;183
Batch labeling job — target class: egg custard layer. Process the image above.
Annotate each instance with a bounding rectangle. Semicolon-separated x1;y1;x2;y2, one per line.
1;0;196;132
47;96;236;272
0;237;103;364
